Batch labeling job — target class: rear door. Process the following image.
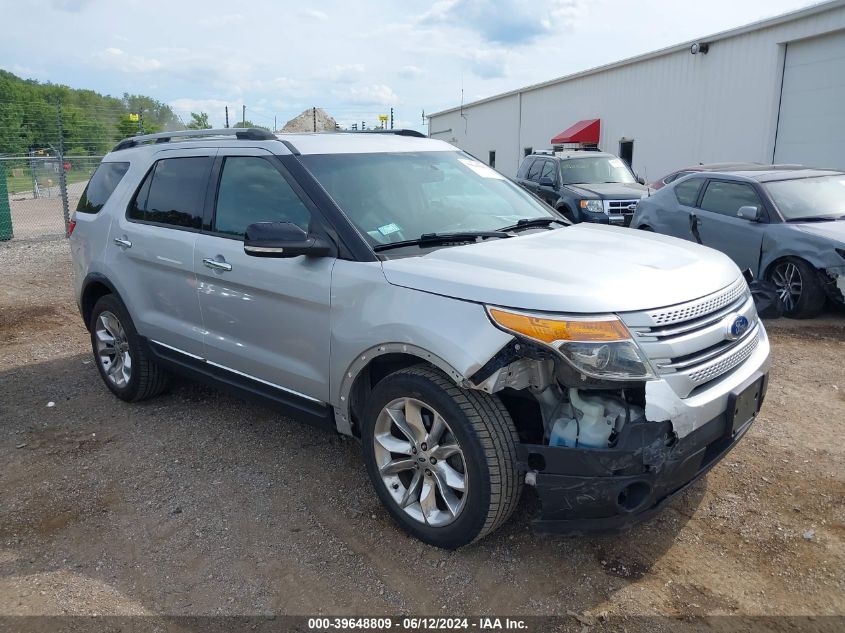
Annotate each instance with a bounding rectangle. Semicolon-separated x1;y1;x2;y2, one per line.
653;176;704;239
106;150;215;357
694;179;768;273
193;148;335;403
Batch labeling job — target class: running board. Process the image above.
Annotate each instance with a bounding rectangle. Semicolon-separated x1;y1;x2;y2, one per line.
144;339;336;432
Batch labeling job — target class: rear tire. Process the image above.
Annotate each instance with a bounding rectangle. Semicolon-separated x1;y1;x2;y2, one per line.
89;294;169;402
767;257;825;319
361;365;521;548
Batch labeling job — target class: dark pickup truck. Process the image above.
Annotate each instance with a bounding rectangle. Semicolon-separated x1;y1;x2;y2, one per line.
517;150;649;225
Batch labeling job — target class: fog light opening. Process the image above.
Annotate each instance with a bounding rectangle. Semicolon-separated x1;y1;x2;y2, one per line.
617;481;652;513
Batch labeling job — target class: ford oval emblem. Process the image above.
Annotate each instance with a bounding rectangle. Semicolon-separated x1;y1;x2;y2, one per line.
726;315;750;340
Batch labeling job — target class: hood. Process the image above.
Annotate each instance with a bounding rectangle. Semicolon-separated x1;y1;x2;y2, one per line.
564;182;649;200
790;220;845;245
380;224;741;313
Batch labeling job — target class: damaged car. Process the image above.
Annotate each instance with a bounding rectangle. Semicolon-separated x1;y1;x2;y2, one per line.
633;168;845;318
70;128;770;548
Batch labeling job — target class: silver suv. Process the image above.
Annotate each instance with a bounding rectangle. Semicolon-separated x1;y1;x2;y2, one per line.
70;128;771;548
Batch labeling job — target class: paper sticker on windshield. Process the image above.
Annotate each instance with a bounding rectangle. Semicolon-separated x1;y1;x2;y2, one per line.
378;223;402;236
458;158;505;180
609;159;624;168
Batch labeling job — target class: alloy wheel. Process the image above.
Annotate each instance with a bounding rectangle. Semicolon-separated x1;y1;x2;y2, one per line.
373;397;468;527
94;311;132;388
771;262;803;312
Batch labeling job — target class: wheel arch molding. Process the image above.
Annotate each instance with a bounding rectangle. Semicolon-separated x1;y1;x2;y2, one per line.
80;273;124;330
334;343;469;437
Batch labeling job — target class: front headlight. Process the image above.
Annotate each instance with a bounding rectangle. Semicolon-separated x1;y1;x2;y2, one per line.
487;307;656;380
579;199;604;213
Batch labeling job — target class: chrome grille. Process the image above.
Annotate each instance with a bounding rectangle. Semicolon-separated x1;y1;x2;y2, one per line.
688;330;760;384
621;278;760;397
604;199;640;226
648;277;747;326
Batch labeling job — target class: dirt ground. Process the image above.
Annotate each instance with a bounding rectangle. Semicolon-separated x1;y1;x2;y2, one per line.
1;239;843;629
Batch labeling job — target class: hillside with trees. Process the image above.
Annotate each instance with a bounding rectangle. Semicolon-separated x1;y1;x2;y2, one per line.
0;69;181;156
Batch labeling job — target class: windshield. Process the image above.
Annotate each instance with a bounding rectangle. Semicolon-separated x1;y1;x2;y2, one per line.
300;151;554;246
765;175;845;221
559;156;636;185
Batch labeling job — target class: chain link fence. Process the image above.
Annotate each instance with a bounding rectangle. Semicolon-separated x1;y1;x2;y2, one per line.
1;96;153;243
0;154;102;241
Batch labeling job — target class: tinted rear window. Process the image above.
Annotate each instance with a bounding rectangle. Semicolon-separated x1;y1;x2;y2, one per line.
674;178;703;206
128;157;212;229
76;162;129;214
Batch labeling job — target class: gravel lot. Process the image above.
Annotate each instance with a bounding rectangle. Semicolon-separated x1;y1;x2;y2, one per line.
1;239;843;629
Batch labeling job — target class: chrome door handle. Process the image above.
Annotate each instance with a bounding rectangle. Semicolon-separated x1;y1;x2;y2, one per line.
113;237;132;248
203;257;233;272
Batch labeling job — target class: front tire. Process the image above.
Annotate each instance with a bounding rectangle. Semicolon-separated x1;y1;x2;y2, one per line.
361;365;521;548
557;206;576;223
767;258;825;319
89;294;169;402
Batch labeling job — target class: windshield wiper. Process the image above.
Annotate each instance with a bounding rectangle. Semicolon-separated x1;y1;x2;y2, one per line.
496;217;567;232
372;231;511;252
785;215;845;222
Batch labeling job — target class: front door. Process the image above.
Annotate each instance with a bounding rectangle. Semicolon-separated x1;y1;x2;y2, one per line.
536;159;559;206
105;149;216;357
194;149;335;403
694;179;767;274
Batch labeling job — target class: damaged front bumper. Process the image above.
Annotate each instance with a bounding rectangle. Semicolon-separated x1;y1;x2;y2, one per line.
518;369;769;533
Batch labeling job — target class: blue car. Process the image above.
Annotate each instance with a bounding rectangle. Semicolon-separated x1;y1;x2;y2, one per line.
632;168;845;318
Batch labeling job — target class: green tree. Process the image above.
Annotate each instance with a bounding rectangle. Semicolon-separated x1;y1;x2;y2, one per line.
116;115;140;140
187;112;211;129
233;119;270;131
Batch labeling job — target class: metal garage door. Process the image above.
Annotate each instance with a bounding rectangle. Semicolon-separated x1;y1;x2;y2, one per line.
774;29;845;170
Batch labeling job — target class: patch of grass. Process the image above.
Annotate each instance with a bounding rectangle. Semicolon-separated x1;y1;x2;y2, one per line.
5;165;93;195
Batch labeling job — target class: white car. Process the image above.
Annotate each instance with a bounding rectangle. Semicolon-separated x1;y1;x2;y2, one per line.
69;128;770;547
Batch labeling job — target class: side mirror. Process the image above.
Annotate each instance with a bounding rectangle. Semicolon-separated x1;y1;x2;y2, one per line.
636;175;646;185
538;176;555;188
243;221;332;258
737;205;762;222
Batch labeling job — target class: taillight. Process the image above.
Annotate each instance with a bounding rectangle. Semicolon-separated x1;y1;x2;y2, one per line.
67;219;76;236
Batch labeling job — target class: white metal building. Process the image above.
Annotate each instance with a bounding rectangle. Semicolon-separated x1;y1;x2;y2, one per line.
428;0;845;180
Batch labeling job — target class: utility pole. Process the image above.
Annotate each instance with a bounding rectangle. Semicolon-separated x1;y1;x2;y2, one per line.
56;100;70;236
390;107;394;130
242;105;246;126
225;106;229;128
312;107;316;132
274;115;277;132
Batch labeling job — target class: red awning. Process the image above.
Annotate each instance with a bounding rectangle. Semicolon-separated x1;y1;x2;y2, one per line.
550;119;600;145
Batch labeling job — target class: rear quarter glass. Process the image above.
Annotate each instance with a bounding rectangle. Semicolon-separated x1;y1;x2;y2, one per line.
76;162;130;214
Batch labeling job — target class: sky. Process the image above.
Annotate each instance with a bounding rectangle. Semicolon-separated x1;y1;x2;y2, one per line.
0;0;824;131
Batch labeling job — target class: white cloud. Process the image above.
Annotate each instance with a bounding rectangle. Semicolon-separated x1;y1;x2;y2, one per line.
50;0;92;11
419;0;585;45
463;49;508;79
321;64;366;84
299;9;328;21
199;14;246;27
335;84;399;106
398;65;426;79
94;48;162;72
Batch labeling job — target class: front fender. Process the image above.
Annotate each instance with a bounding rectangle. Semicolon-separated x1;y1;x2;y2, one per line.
759;227;845;275
329;260;513;434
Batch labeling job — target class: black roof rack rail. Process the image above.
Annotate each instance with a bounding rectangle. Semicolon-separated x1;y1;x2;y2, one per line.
111;128;276;152
342;129;427;138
